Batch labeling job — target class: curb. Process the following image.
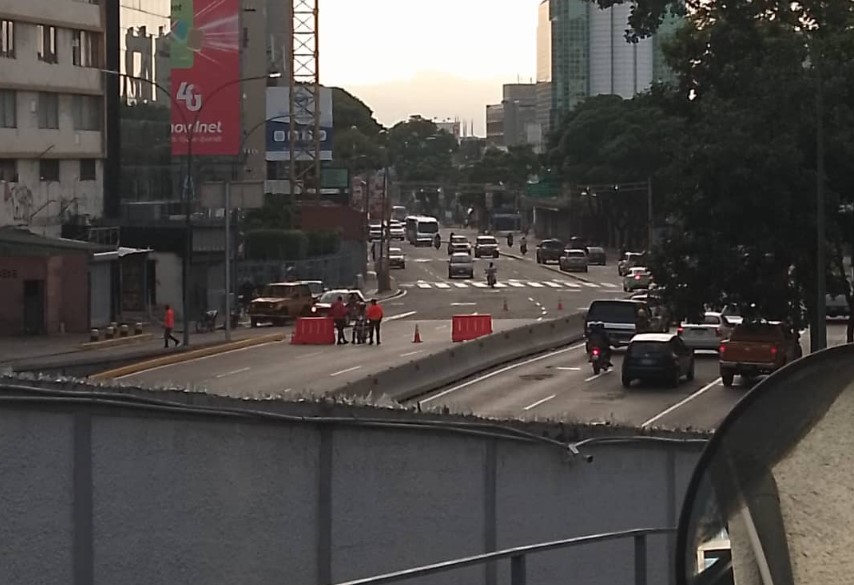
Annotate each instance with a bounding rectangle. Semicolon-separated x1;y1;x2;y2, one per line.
500;251;595;284
89;333;286;381
80;333;155;350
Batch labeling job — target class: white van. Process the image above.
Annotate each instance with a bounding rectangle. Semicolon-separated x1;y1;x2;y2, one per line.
405;215;440;246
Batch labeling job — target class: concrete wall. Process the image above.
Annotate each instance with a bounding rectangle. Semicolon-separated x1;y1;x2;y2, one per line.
0;381;705;585
151;251;182;317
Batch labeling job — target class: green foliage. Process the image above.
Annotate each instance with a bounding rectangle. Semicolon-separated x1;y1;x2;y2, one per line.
243;197;294;232
306;230;340;257
387;116;458;182
244;229;308;261
331;87;383;136
465;145;541;188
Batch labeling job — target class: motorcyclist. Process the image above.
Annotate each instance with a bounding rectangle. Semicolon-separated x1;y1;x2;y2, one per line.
447;231;456;255
636;307;650;333
507;232;514;247
486;261;497;286
520;235;528;255
586;322;613;367
433;233;441;249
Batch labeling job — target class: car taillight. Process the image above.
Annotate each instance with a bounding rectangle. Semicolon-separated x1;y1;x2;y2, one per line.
770;345;778;357
592;348;600;357
719;343;726;354
635;275;641;280
677;327;684;334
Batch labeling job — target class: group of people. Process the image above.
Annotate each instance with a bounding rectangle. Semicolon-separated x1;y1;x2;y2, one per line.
328;294;385;345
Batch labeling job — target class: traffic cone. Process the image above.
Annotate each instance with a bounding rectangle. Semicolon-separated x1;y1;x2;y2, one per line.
503;298;509;312
557;298;564;311
413;323;422;343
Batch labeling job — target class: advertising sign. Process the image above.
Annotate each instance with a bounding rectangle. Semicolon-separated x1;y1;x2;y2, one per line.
170;0;241;156
265;86;334;161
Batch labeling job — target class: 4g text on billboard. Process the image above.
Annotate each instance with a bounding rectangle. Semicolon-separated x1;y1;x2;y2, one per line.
170;0;241;156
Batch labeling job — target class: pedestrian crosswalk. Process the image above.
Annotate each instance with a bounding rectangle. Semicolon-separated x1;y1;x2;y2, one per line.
399;279;622;290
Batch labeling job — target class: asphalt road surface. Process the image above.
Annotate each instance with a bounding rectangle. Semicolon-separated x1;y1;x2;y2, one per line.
415;323;851;432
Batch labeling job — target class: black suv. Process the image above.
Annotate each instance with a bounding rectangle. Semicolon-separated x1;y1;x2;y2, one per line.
536;239;564;264
622;333;695;388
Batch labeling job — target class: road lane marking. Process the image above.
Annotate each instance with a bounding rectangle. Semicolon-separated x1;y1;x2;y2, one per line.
401;350;423;357
435;283;451;289
641;378;723;428
557;367;581;371
524;394;556;411
451;302;477;306
386;311;417;322
494;283;508;288
585;372;607;382
114;341;283;380
216;367;251;379
601;283;618;288
417;283;432;289
582;282;600;288
301;351;324;358
527;282;545;288
453;282;469;288
419;342;587;405
528;297;535;302
471;282;488;288
537;317;543;321
544;282;562;288
558;281;582;288
508;281;525;287
330;365;362;377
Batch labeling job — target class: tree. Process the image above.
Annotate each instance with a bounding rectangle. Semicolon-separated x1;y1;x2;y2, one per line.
465;145;541;189
331;88;387;174
386;116;458;183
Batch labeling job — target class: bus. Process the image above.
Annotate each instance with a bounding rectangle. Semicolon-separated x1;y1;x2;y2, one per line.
405;215;440;246
391;206;408;222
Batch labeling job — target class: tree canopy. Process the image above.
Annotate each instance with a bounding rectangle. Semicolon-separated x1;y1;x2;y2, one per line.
386;116;458;183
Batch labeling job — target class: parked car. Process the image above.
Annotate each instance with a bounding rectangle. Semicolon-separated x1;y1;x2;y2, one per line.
310;289;366;325
297;280;325;302
677;312;734;351
248;282;314;327
474;235;500;258
448;252;475;279
389;247;406;269
719;321;802;387
535;239;565;264
623;267;652;292
448;235;472;255
559;249;589;272
585;246;607;265
622;333;695;388
618;252;646;276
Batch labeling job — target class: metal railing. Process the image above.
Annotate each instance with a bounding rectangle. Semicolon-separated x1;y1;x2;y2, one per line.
329;527;675;585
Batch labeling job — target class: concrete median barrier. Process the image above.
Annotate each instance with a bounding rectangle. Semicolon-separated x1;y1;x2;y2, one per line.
90;333;286;381
333;313;587;403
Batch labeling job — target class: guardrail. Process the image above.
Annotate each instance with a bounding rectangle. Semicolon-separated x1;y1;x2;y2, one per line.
328;527;675;585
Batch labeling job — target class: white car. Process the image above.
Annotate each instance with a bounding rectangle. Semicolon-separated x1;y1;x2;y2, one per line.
624;267;652;292
388;221;405;241
720;304;744;325
677;312;735;351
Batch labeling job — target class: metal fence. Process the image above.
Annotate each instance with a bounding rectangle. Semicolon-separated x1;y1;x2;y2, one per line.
329;528;675;585
237;241;367;289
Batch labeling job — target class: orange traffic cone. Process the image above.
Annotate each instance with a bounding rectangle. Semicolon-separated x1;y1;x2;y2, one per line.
503;298;509;312
413;323;423;343
557;298;564;311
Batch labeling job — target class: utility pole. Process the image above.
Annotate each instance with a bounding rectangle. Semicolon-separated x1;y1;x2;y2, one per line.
378;169;391;292
647;176;654;252
224;180;232;341
814;65;827;351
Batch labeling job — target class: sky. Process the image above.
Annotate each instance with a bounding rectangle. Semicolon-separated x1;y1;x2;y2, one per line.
319;0;542;135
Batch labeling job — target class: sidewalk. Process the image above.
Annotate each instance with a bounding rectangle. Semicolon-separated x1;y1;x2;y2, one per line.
363;268;401;300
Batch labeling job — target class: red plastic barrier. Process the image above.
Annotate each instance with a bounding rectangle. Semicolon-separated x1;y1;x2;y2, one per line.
452;314;493;343
291;317;335;345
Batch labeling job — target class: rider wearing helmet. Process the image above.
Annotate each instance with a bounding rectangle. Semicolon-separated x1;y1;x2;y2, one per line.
586;322;613;366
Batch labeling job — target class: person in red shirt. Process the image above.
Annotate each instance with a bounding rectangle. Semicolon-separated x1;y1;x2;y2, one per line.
366;299;384;345
163;304;180;348
330;296;349;345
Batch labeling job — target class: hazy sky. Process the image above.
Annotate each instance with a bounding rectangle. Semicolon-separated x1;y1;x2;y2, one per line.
319;0;542;133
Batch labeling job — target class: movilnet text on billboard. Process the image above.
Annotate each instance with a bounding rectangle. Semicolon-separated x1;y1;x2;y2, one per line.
265;87;334;162
170;0;241;156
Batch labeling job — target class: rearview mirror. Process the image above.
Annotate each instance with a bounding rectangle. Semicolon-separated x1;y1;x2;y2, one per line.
676;343;854;585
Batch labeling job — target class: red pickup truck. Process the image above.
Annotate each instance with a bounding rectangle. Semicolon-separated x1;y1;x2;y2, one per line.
719;322;802;387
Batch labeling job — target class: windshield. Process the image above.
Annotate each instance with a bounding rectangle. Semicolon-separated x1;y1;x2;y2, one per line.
318;291;351;303
451;255;472;264
417;221;439;234
262;285;299;298
477;237;497;245
567;251;586;258
628;341;670;356
543;240;564;249
587;302;638;324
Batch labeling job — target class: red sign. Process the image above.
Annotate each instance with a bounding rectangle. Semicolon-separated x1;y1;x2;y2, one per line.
170;0;241;156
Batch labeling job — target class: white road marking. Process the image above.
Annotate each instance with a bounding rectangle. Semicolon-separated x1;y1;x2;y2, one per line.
508;281;526;288
528;297;535;302
400;350;423;357
435;283;451;289
302;351;324;359
471;282;488;288
585;372;608;382
543;282;562;288
417;283;432;289
330;365;362;377
453;282;469;288
114;341;283;380
527;282;545;288
419;342;587;405
559;281;582;288
524;394;557;411
451;302;477;306
641;378;723;428
557;367;581;371
215;367;250;378
537;317;543;321
400;283;415;288
282;388;292;393
494;283;508;288
582;282;600;288
601;282;618;288
386;311;417;322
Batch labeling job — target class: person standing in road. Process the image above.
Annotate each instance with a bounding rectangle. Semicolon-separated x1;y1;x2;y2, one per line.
163;304;180;348
366;298;384;345
330;296;349;345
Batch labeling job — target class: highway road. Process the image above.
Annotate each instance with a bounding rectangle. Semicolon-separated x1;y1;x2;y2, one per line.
415;322;851;432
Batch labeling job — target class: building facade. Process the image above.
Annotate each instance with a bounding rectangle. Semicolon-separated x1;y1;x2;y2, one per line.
0;0;106;236
536;0;552;148
485;103;504;146
501;83;538;148
549;0;679;122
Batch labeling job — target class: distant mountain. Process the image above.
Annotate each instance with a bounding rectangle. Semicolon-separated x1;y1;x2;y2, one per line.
347;71;509;136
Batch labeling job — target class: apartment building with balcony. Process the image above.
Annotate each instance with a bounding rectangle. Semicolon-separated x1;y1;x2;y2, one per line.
0;0;106;236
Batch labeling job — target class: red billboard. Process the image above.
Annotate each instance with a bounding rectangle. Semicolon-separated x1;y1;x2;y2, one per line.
170;0;241;156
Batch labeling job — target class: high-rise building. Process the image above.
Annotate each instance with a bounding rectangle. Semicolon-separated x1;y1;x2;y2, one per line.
0;0;107;235
549;0;679;122
536;0;553;149
486;103;504;146
502;83;538;148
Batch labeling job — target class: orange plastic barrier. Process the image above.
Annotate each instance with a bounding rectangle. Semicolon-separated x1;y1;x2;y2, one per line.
451;314;493;343
291;317;335;345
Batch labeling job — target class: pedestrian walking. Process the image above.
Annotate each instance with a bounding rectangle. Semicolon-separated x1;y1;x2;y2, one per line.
163;304;180;348
366;298;384;345
330;296;349;345
371;240;377;261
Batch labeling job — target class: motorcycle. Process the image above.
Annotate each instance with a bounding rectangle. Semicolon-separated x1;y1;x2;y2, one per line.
520;242;528;255
433;235;441;250
589;346;611;375
486;269;497;288
195;309;218;333
507;233;514;247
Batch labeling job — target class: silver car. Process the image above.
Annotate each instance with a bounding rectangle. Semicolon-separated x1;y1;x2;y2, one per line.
448;253;475;279
559;249;589;272
678;312;735;351
624;267;652;292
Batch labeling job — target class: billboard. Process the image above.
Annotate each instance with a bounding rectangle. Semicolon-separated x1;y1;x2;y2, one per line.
265;87;333;161
170;0;241;156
